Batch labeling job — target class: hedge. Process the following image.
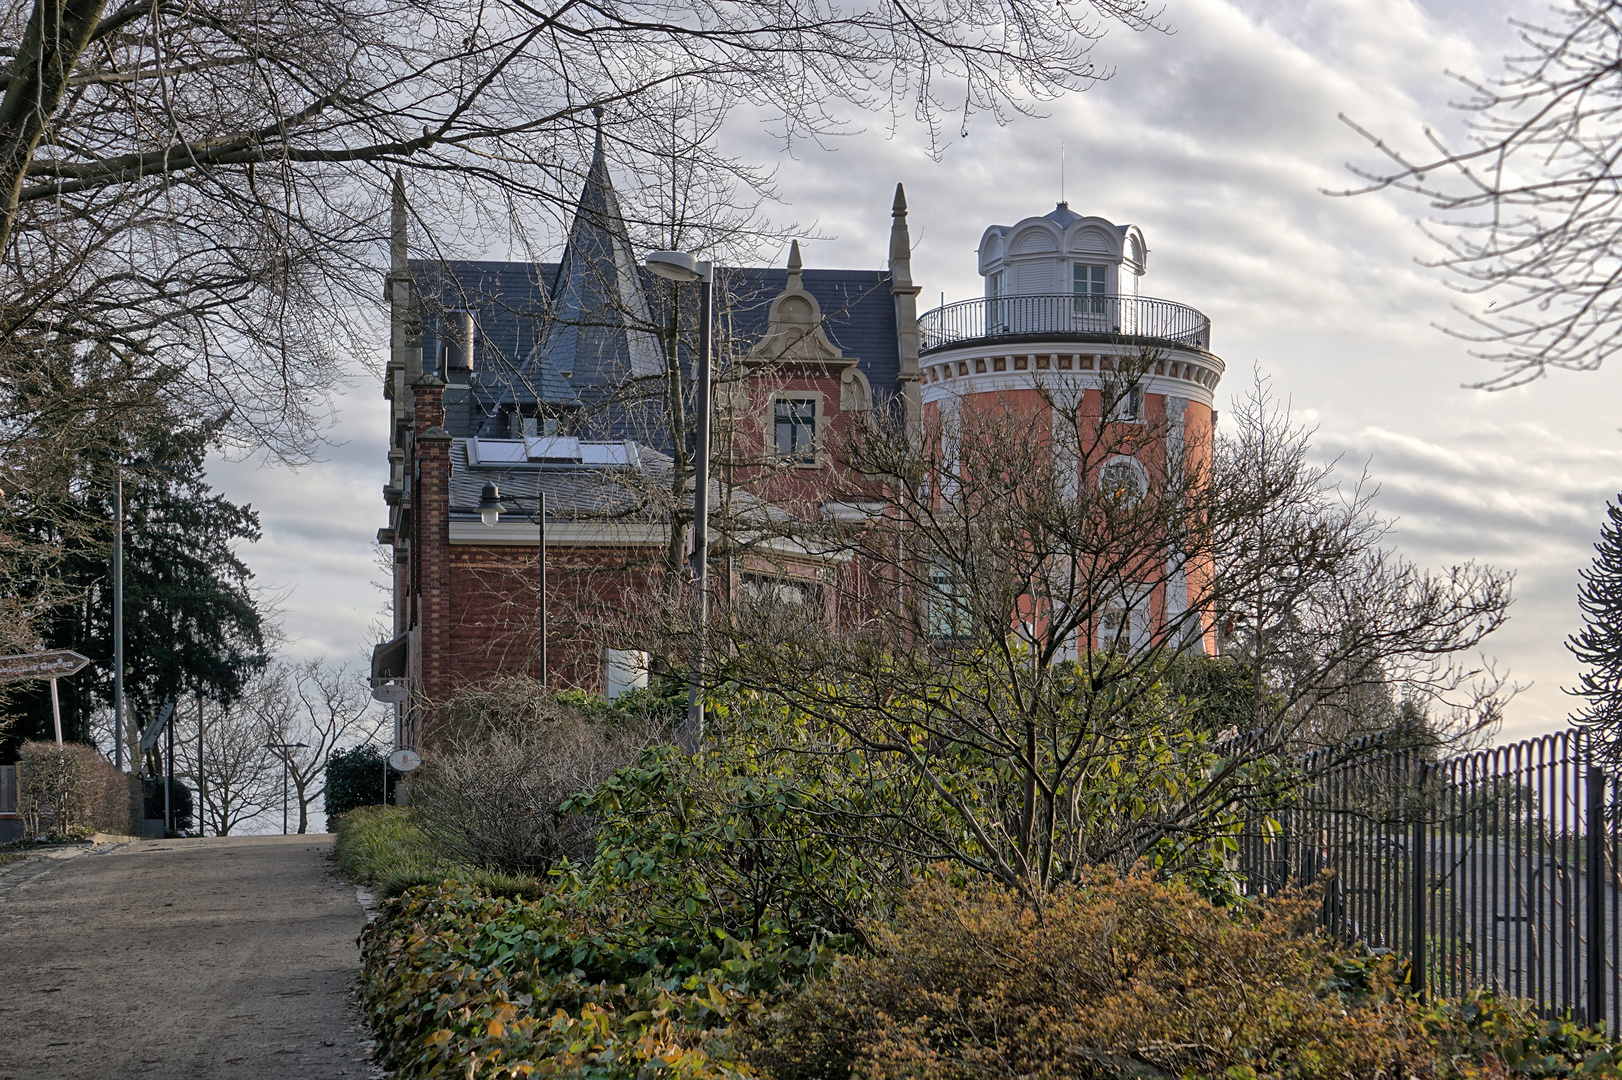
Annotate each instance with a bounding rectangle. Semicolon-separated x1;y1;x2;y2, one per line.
16;741;135;839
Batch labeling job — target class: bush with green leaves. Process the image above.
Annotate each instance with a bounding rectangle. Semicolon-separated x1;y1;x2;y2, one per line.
324;744;398;822
573;693;935;949
357;877;833;1079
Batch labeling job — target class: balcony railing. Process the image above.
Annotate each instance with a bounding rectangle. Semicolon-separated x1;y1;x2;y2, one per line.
919;294;1212;354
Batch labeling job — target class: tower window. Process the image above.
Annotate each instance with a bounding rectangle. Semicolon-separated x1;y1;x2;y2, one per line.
774;398;817;463
1106;386;1144;424
1101;458;1146;500
1074;264;1108;318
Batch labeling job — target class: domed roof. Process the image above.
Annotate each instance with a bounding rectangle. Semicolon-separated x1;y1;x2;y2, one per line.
1045;201;1082;228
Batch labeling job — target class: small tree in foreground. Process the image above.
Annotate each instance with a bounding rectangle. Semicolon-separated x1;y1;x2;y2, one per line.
1568;494;1622;760
634;371;1513;898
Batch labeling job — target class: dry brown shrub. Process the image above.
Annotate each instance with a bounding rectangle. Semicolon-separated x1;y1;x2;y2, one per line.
17;741;135;838
746;867;1423;1080
412;678;661;875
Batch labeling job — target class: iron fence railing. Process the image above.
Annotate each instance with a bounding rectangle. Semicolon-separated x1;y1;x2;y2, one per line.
1239;728;1617;1025
918;293;1213;354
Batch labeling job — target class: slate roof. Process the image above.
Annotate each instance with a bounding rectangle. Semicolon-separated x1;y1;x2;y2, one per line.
447;439;670;523
414;261;903;446
407;116;901;448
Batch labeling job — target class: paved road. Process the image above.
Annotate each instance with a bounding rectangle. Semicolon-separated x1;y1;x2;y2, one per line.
0;835;381;1079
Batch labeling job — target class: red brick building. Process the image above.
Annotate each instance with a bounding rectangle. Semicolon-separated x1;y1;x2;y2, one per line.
375;126;1224;750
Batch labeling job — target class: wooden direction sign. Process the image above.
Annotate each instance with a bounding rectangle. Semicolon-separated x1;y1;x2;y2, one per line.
0;650;92;682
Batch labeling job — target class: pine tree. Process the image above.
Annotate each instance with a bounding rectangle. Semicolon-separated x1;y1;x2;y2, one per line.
0;351;269;758
1569;496;1622;757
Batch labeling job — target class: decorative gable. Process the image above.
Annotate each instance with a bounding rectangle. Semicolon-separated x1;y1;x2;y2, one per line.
747;241;857;368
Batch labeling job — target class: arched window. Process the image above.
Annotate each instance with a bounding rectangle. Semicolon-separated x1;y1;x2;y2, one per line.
1100;456;1147;501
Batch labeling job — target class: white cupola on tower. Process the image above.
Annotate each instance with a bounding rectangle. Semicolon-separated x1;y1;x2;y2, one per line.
978;203;1147;301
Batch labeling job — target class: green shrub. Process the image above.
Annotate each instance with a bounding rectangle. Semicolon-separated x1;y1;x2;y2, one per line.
325;744;398;822
333;805;549;899
572;695;919;951
357;878;829;1079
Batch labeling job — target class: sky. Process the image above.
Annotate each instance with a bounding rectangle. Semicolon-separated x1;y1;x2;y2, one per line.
210;0;1622;745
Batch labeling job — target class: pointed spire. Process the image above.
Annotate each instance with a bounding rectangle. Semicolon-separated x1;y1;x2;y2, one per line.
531;105;660;394
787;239;803;288
390;170;407;271
888;183;913;288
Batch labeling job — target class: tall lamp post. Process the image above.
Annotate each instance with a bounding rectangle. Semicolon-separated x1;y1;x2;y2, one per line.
265;741;309;835
476;484;547;682
113;471;124;770
644;249;713;752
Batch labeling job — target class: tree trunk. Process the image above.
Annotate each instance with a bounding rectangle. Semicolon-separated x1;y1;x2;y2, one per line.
0;0;110;253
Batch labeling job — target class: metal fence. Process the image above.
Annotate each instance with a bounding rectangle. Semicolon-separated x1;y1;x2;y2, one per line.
1239;728;1617;1025
919;293;1213;354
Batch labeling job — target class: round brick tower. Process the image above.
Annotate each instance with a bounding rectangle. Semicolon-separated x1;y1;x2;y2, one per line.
916;202;1224;654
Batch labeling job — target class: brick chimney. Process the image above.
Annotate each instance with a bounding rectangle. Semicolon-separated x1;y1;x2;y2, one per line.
410;374;451;744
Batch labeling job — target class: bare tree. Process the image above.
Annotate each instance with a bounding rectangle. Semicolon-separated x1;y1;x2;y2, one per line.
1339;0;1622;387
251;660;382;834
172;693;278;836
0;0;1165;463
635;367;1514;896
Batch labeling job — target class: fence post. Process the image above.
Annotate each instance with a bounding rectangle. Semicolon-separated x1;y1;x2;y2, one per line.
1588;764;1606;1026
1412;758;1429;1002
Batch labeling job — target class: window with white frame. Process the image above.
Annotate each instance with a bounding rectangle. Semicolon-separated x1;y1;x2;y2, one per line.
741;573;820;607
773;397;817;464
1073;264;1108;315
1097;600;1150;653
927;564;971;640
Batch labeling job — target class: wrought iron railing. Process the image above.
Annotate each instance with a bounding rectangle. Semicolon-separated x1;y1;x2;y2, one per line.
919;293;1212;354
1239;728;1619;1024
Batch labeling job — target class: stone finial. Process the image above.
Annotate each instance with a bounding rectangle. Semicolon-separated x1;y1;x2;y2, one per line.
888;184;913;288
391;171;407;271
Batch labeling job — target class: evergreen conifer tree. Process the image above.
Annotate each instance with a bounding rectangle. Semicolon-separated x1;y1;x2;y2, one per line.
1569;495;1622;758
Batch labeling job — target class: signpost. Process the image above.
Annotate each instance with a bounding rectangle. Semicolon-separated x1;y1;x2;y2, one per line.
0;650;92;745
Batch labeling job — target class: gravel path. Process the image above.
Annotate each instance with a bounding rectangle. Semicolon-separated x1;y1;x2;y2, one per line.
0;834;382;1079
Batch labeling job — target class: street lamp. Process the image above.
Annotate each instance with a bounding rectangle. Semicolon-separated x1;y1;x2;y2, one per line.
644;249;713;751
478;481;548;682
264;741;309;835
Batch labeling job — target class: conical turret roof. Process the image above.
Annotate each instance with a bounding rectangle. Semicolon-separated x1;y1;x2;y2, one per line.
522;112;660;398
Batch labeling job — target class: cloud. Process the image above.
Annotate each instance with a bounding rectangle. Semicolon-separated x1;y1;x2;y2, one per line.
213;0;1621;745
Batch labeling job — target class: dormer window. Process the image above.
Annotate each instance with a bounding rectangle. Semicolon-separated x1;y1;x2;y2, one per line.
1074;264;1108;314
988;270;1005;298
